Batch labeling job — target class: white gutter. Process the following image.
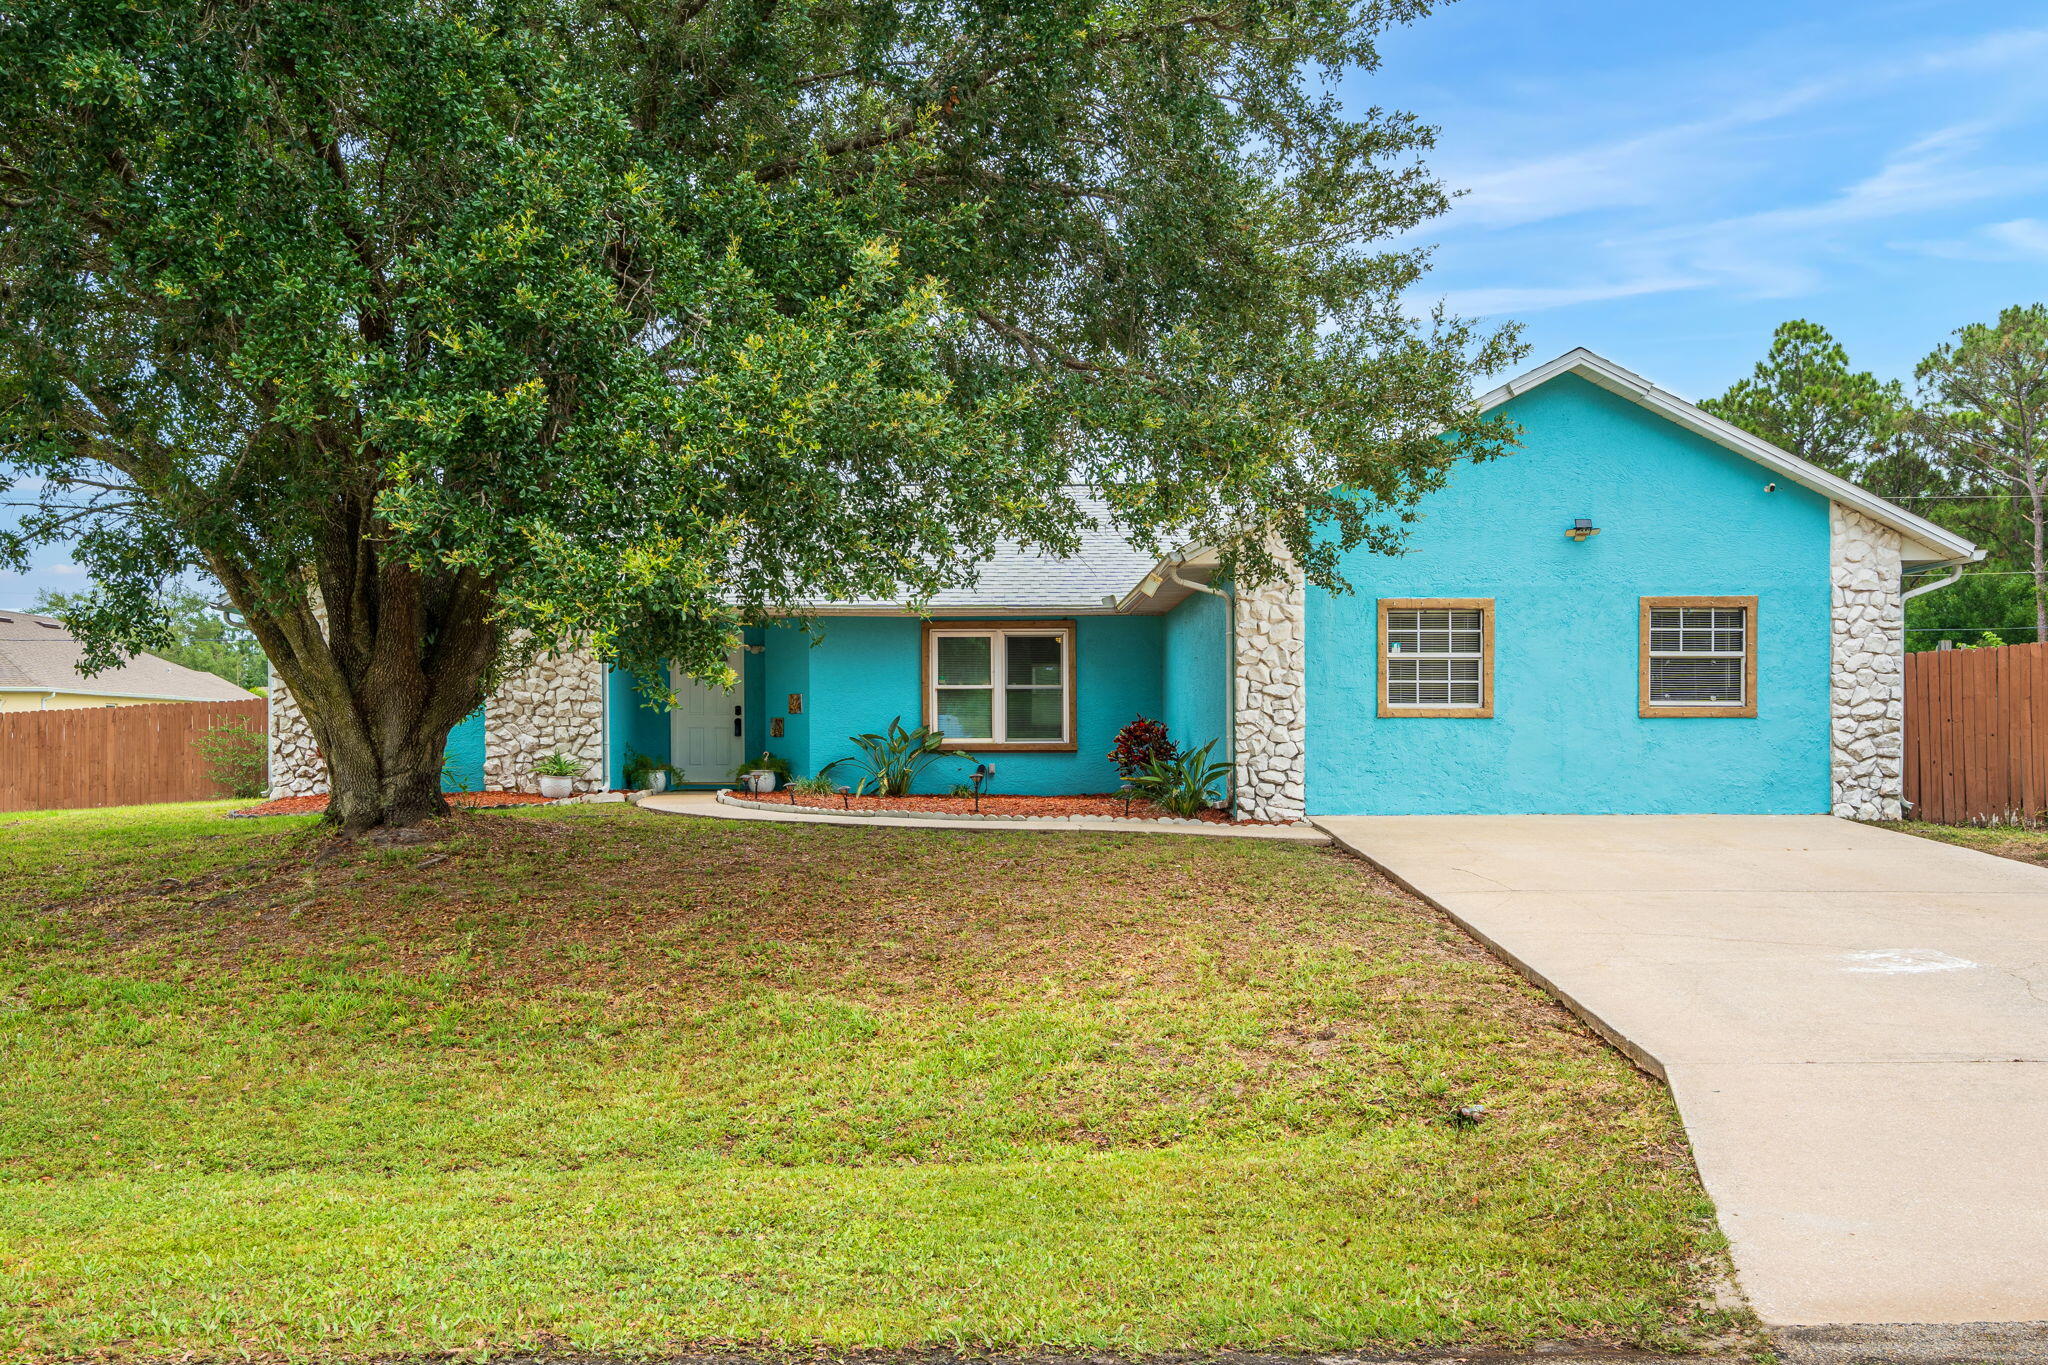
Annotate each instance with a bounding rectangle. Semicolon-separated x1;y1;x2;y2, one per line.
1903;561;1969;602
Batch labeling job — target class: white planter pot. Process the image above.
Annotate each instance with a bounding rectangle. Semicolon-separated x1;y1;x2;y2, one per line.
743;770;776;794
537;775;575;799
645;770;668;794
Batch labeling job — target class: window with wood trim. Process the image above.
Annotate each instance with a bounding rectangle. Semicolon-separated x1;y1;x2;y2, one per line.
1639;597;1757;717
923;622;1077;750
1377;599;1494;718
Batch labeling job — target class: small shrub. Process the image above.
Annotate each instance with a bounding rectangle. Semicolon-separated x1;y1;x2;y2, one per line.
823;717;951;797
194;718;268;798
1108;715;1177;778
787;772;840;797
533;753;581;777
440;753;476;794
1132;738;1230;817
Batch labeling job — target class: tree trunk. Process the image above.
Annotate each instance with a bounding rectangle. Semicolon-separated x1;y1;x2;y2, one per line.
320;705;456;834
211;526;502;835
2034;495;2047;643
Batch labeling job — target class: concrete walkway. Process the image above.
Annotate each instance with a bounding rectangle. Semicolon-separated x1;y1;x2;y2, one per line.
638;791;1329;840
1314;814;2048;1329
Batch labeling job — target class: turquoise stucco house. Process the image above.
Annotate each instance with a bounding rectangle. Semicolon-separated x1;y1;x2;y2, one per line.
268;349;1979;820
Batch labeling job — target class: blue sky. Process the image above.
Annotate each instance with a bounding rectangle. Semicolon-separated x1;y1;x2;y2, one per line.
5;0;2046;609
1366;0;2048;395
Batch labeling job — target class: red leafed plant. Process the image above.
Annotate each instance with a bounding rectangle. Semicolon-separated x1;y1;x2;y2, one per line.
1108;715;1177;778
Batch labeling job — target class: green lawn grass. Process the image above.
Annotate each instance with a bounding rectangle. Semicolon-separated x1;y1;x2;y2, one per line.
1878;820;2048;869
0;802;1732;1359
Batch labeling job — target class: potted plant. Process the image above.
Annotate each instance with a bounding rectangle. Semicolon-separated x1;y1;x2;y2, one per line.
729;751;792;794
533;753;581;799
623;750;680;793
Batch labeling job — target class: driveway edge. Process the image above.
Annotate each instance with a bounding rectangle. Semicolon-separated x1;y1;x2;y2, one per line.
1312;819;1668;1080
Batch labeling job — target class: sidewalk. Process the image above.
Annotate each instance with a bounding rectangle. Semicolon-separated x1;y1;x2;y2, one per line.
636;790;1329;840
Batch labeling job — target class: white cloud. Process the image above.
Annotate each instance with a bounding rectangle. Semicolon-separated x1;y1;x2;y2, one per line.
1440;273;1709;318
1988;218;2048;256
1704;120;2046;237
1907;217;2048;263
46;563;86;577
1434;26;2048;236
1436;93;1816;233
1414;22;2048;318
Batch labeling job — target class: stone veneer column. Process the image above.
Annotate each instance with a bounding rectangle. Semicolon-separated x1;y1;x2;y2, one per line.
482;647;608;794
1830;503;1906;820
265;682;324;797
265;644;608;798
1232;567;1308;823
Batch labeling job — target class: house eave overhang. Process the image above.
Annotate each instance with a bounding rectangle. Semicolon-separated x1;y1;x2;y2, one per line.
1113;545;1222;615
787;602;1128;617
1480;348;1984;568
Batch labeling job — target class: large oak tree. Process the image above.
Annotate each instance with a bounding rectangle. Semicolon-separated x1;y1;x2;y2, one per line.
1;0;1519;831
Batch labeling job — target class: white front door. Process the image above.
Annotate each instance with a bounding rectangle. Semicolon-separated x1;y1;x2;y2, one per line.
669;651;745;785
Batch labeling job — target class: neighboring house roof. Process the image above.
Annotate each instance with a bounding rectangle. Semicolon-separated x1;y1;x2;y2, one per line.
1477;348;1982;567
0;610;256;701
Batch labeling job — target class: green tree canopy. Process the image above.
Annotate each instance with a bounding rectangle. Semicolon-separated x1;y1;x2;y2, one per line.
0;0;1519;830
1913;303;2048;642
1904;568;2036;650
1699;319;1926;495
34;586;267;690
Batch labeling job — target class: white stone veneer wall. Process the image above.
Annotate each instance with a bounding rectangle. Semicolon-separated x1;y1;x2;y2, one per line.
265;645;608;798
1830;503;1906;820
1232;569;1308;823
266;684;323;797
482;648;608;794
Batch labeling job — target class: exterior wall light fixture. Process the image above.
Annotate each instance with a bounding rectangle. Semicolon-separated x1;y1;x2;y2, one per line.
1565;518;1600;542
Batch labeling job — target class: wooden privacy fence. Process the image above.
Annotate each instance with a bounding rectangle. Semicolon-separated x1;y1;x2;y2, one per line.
1904;641;2048;826
0;698;266;813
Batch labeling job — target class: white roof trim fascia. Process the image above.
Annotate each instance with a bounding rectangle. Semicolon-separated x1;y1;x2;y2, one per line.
791;604;1126;617
0;684;257;702
1479;348;1983;567
1114;545;1220;615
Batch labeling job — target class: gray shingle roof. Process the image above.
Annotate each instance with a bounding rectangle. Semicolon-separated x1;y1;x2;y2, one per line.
0;610;257;701
800;497;1167;612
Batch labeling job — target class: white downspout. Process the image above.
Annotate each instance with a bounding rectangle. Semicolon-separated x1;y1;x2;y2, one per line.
1902;563;1966;601
1164;566;1237;805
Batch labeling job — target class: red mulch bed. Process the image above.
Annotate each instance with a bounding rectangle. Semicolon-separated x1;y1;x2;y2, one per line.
230;791;560;819
733;789;1256;823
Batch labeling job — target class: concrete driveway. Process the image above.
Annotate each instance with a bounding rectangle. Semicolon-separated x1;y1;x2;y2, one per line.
1315;814;2048;1328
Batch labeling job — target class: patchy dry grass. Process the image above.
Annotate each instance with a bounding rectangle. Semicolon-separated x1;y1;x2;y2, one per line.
1876;820;2048;870
0;802;1731;1360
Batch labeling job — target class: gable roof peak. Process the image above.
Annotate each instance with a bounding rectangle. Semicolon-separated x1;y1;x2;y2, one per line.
1477;347;1979;567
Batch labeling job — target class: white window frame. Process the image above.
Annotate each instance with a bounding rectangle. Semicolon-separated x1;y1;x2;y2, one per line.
922;621;1077;750
1639;596;1757;718
1377;598;1494;718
